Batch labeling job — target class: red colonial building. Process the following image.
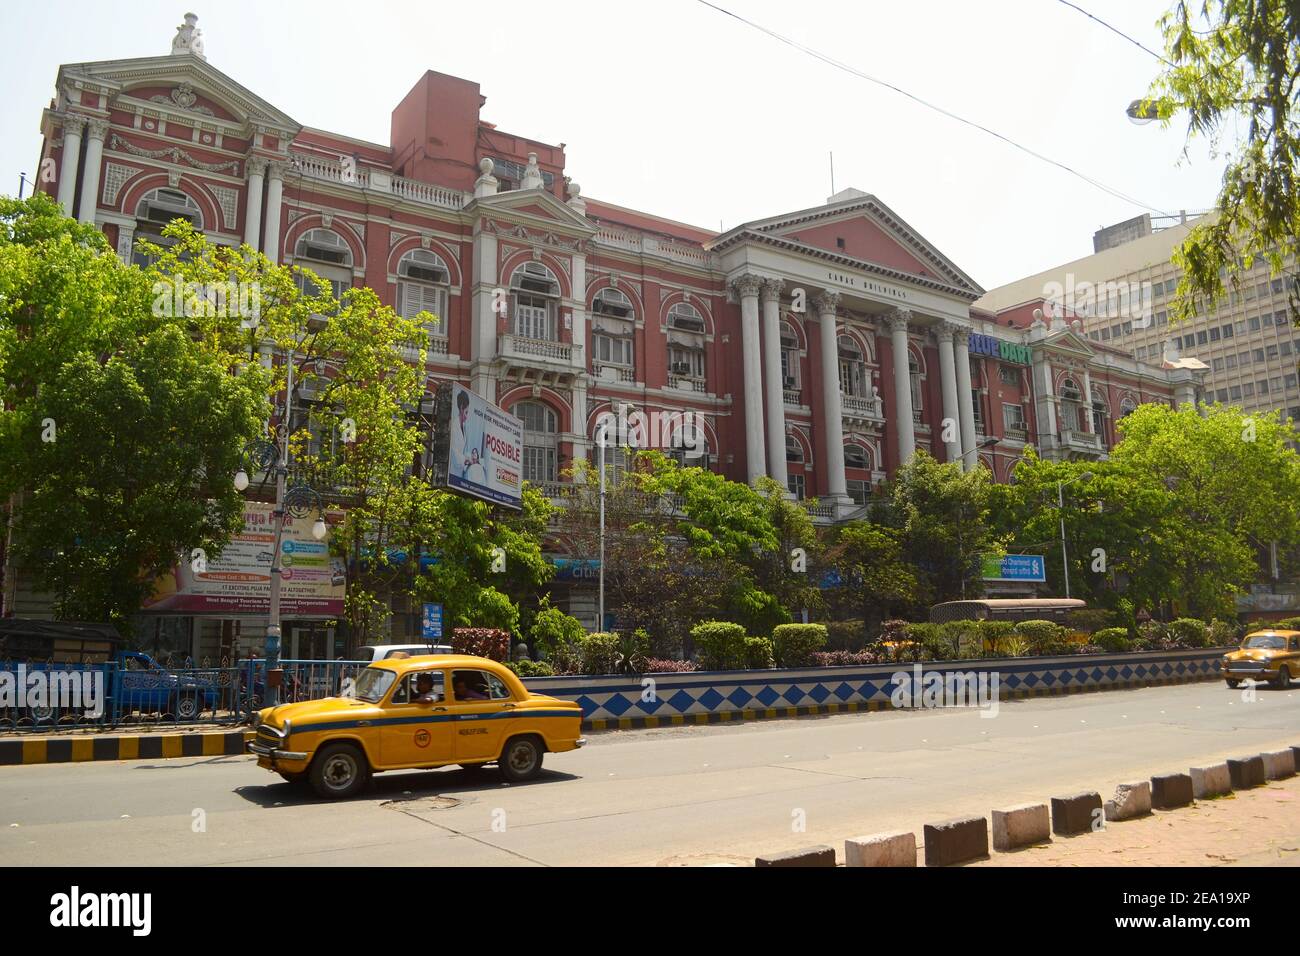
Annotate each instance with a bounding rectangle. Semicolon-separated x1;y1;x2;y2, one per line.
22;16;1207;638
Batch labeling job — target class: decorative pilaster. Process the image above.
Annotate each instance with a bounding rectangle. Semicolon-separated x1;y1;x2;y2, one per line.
244;156;267;249
1081;368;1095;434
953;327;978;468
760;277;787;485
814;291;848;505
57;114;85;215
936;322;963;467
731;273;766;484
888;309;916;463
261;160;286;261
77;118;109;224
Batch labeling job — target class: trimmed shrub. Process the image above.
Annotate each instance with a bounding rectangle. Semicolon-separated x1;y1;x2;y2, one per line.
450;627;511;662
576;631;621;675
771;623;828;667
1013;620;1072;655
530;602;586;661
504;659;556;678
743;636;776;669
811;649;881;667
1090;627;1132;652
1167;618;1210;648
1207;619;1239;647
1274;616;1300;632
979;620;1015;655
643;658;697;673
825;619;867;651
691;621;748;670
937;619;984;659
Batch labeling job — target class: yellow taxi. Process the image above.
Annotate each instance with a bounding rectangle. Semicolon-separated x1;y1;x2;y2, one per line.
1221;629;1300;689
248;655;585;798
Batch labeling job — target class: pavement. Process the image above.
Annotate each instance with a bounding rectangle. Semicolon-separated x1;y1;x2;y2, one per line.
0;680;1295;866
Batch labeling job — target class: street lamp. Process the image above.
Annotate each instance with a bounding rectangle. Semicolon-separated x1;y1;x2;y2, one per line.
961;435;998;468
1056;471;1093;599
597;418;609;633
1126;98;1160;126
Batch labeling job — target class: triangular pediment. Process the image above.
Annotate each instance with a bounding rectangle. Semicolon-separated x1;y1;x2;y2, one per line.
59;55;300;136
1037;326;1097;358
469;187;597;235
714;192;983;297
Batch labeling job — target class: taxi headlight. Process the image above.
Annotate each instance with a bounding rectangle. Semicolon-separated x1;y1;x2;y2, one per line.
251;711;263;728
281;719;292;741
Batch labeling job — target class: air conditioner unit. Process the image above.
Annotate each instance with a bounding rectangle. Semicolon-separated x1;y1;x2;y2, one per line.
783;376;797;389
671;362;691;374
141;201;199;227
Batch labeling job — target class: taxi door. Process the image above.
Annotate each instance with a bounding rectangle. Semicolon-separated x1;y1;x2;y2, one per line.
378;669;454;767
448;669;516;762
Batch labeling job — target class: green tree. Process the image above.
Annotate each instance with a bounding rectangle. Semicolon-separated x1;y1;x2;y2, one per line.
0;195;269;631
823;520;921;627
1142;1;1300;324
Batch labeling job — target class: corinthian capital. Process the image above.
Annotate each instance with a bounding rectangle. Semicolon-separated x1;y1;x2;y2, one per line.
266;158;289;181
61;113;87;136
886;308;913;333
936;320;959;344
246;155;269;177
759;277;785;303
86;118;111;141
730;273;763;299
811;290;840;316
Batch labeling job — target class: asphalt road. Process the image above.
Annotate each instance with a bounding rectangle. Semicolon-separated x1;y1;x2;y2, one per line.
0;680;1296;866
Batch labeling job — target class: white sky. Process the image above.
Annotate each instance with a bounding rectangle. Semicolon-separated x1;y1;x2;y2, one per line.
0;0;1229;290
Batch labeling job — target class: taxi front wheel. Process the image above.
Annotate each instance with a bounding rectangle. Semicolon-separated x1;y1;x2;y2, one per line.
499;735;544;783
1274;667;1293;690
309;742;371;799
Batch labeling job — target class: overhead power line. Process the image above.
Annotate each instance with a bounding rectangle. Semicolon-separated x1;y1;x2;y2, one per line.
1055;0;1172;66
694;0;1174;217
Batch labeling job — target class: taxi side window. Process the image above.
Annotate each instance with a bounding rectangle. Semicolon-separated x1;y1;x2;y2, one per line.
1291;637;1299;650
451;670;510;701
391;671;444;704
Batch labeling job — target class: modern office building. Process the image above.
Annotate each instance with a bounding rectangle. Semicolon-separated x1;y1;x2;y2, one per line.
978;214;1300;424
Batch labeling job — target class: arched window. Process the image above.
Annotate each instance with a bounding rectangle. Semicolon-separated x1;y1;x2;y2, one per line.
667;302;706;386
785;433;804;463
838;335;868;398
1119;396;1137;418
1060;377;1086;430
1090;387;1109;435
666;421;711;470
509;263;560;341
786;433;806;499
591;288;635;371
132;188;203;266
780;320;800;390
293;228;352;299
667;301;705;332
397;249;450;343
515;400;558;484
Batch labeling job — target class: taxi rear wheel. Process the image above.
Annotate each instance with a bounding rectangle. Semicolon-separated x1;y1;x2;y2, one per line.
498;735;544;783
309;743;370;799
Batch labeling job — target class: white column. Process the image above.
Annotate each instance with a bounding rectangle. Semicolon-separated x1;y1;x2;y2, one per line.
815;291;848;501
936;322;963;467
760;278;787;484
261;160;285;261
244;156;266;249
116;223;136;264
1034;353;1057;443
888;309;916;463
470;220;499;399
77;119;108;224
1081;368;1095;433
56;115;84;215
732;274;766;484
954;327;977;468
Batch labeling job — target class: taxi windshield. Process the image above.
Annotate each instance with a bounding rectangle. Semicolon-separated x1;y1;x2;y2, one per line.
1242;634;1286;650
353;667;397;703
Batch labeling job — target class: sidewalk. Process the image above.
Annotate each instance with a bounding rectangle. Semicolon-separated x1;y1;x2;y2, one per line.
977;775;1300;867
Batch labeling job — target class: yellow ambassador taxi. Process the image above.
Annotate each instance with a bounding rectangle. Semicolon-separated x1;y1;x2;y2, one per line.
1221;629;1300;689
248;655;585;798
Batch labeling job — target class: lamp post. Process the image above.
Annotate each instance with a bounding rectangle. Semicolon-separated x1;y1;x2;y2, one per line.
1056;471;1093;599
961;435;999;469
597;419;608;632
234;323;330;707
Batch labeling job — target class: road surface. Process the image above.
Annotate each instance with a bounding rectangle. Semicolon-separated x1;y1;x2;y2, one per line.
0;680;1296;866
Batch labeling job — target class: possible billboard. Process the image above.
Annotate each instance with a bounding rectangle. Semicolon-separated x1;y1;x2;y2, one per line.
429;382;524;510
980;553;1047;583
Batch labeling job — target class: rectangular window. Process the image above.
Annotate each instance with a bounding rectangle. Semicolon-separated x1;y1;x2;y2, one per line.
1216;388;1229;402
846;479;869;506
595;333;633;366
669;346;705;379
1258;379;1270;395
1002;403;1026;432
522;445;556;484
1209;327;1221;342
1287;373;1298;390
999;366;1020;386
1101;328;1111;341
1283;342;1293;357
1212;358;1224;372
1254;348;1266;363
787;473;806;500
1271;377;1283;393
1263;312;1275;326
514;293;554;340
1230;385;1242;400
1243;383;1255;397
1226;354;1237;369
1250;316;1262;331
1197;331;1208;345
1267;344;1280;360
